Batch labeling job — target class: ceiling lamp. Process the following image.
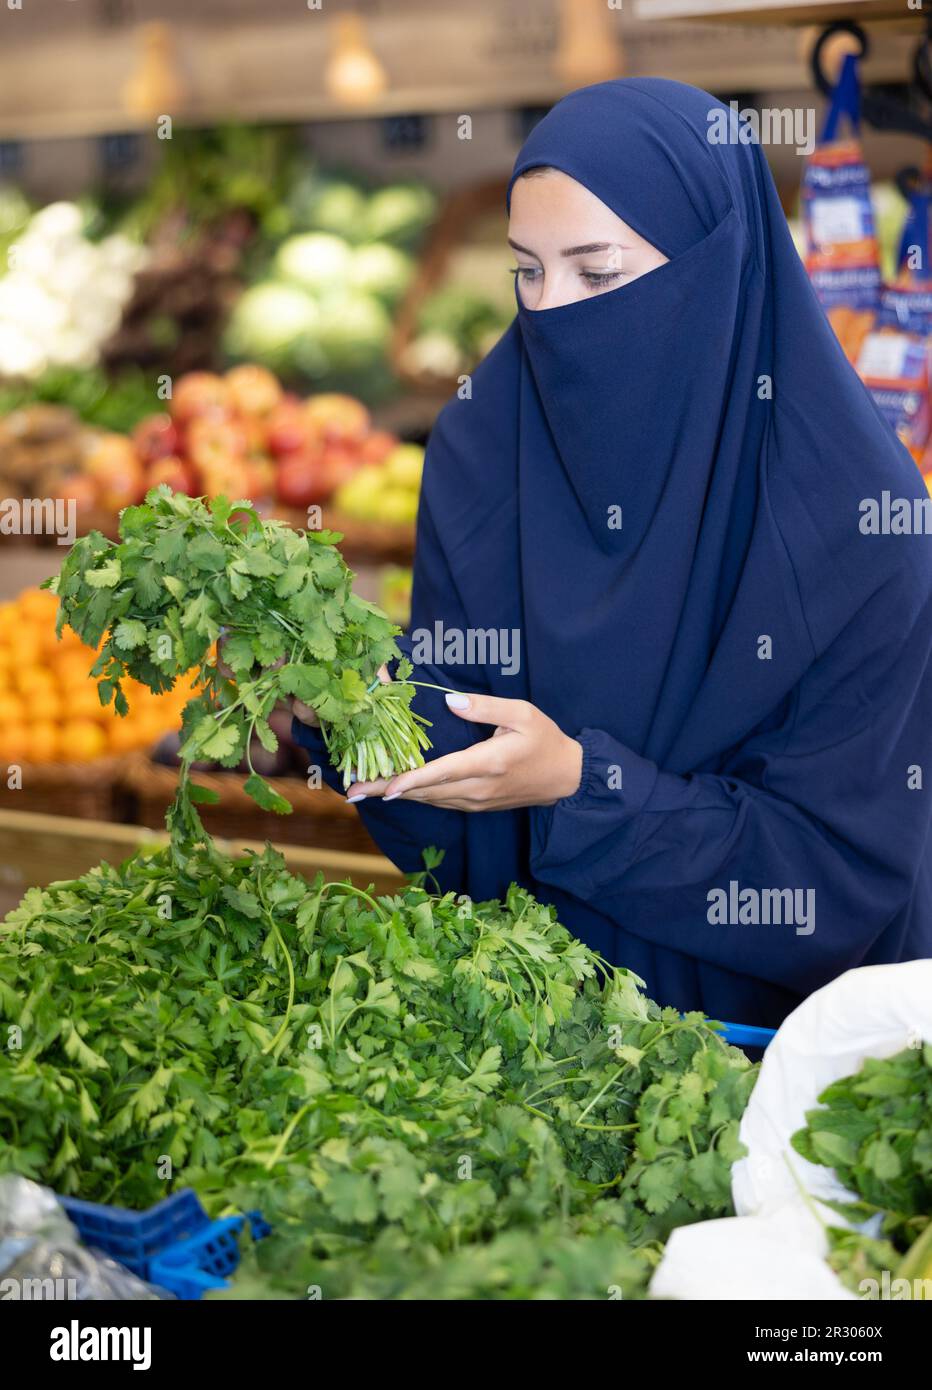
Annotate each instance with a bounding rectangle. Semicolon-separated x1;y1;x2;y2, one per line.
555;0;625;87
123;22;187;121
325;14;389;107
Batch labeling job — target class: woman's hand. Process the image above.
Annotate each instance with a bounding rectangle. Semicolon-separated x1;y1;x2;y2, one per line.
348;692;583;811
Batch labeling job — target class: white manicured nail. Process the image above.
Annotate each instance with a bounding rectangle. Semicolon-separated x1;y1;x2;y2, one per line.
445;693;470;710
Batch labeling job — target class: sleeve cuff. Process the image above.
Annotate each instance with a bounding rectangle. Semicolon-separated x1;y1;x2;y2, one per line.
530;728;658;890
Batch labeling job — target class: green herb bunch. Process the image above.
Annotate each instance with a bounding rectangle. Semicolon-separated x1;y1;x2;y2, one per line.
0;841;755;1299
46;487;431;840
791;1044;932;1291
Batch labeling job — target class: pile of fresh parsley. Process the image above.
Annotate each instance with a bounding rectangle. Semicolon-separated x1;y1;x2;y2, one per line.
0;838;756;1300
46;487;431;841
792;1044;932;1291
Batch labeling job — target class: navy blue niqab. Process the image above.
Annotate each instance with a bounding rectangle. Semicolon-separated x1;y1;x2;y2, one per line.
295;79;932;1026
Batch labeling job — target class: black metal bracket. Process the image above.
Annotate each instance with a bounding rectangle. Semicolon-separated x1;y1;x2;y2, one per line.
810;18;932;144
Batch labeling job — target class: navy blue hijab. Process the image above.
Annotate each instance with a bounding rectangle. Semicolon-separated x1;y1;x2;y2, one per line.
296;79;932;1026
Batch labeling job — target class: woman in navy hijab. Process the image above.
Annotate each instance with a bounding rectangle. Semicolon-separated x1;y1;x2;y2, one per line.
294;78;932;1027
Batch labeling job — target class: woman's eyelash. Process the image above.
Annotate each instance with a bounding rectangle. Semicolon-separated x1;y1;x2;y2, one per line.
509;267;625;286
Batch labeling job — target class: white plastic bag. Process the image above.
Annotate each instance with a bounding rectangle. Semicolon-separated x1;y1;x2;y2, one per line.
649;960;932;1301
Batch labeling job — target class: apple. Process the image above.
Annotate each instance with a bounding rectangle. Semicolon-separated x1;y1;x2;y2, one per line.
169;372;231;426
383;443;425;490
56;472;98;514
305;392;370;445
318;444;359;498
225;364;283;418
200;459;254;502
132;413;181;466
83;434;145;512
148;455;198;495
185;416;247;475
275;452;329;509
267;396;316;457
358;429;399;465
240;415;270;457
245;455;276;500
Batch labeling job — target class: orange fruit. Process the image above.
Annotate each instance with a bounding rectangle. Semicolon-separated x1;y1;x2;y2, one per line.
28;721;59;763
17;587;57;620
26;690;62;723
0;693;25;725
0;722;28;763
53;654;95;689
12;636;42;669
66;687;106;721
107;719;145;754
13;666;56;699
60;720;107;762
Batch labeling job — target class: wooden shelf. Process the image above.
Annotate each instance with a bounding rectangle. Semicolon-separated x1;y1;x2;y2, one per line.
635;0;926;24
0;807;406;896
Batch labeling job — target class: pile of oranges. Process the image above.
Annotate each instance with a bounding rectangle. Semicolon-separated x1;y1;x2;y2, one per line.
0;587;188;765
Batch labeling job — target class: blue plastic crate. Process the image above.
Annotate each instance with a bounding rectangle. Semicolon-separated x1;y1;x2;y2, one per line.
59;1189;208;1281
718;1021;777;1050
149;1211;269;1300
58;1189;267;1299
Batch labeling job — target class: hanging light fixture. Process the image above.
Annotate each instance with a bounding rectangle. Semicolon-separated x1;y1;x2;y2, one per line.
325;13;389;107
555;0;624;88
123;22;187;120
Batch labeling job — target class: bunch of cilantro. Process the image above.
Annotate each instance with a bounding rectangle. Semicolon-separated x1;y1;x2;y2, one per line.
791;1044;932;1292
46;487;431;839
0;840;756;1300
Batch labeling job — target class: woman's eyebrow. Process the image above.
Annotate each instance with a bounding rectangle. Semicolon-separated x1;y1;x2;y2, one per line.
560;241;624;257
507;238;539;257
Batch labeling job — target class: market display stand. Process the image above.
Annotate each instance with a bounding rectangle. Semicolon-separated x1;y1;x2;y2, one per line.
0;808;405;910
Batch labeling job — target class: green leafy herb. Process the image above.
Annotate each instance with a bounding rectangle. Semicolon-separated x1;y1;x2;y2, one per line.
45;487;431;845
791;1044;932;1291
0;841;756;1299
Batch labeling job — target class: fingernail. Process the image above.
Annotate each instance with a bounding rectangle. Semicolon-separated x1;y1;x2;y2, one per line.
383;792;401;801
347;793;367;803
445;692;470;710
349;773;357;783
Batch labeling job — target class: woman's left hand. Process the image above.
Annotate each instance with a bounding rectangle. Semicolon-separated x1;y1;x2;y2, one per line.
349;693;583;811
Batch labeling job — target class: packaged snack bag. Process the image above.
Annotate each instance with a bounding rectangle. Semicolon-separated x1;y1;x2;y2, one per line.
802;52;881;362
859;177;932;464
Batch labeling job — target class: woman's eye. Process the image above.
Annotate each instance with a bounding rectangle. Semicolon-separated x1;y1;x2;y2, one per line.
511;266;541;282
581;271;623;288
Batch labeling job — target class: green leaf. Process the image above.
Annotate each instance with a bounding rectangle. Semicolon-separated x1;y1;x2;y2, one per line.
85;558;121;589
187;533;228;572
114;619;148;651
243;772;293;815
